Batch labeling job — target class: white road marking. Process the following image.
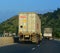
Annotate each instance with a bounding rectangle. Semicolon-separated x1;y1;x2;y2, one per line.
37;45;40;47
32;47;36;50
32;45;40;51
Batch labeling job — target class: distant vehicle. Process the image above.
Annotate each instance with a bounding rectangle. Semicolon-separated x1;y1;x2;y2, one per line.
43;28;52;40
18;12;42;43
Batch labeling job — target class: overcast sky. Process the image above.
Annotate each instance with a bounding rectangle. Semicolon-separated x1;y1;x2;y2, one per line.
0;0;60;23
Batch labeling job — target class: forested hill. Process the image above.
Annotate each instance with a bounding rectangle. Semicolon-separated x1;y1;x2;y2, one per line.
0;15;18;33
41;8;60;38
0;8;60;38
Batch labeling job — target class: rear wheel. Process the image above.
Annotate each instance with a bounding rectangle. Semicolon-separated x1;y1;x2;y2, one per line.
31;35;39;44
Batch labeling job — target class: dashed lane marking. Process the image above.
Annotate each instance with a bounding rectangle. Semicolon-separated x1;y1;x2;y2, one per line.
32;44;40;51
32;47;36;51
37;45;40;47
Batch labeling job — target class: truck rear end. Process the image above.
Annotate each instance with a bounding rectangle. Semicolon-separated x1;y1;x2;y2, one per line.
43;28;52;40
18;12;42;43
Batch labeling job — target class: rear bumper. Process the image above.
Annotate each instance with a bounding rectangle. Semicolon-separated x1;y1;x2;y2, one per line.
19;39;31;41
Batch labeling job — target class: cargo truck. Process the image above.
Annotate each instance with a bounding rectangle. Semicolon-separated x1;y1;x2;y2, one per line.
18;12;42;43
43;28;52;40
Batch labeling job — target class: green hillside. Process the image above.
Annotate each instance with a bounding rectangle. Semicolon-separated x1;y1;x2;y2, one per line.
0;8;60;38
40;8;60;38
0;15;18;33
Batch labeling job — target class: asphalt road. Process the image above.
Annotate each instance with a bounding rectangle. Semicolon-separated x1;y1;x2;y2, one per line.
0;39;60;53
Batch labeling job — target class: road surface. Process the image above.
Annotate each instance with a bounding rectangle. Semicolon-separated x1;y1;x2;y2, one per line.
0;39;60;53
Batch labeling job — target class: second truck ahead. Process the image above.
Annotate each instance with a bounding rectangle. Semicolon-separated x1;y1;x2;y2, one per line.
18;12;42;43
43;28;52;40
